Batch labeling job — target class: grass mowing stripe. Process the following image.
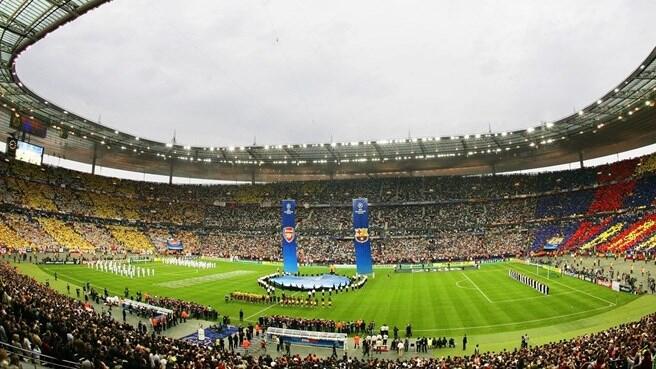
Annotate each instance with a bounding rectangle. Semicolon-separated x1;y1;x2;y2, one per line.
512;263;616;306
413;304;614;332
460;271;492;303
18;261;642;337
155;270;255;288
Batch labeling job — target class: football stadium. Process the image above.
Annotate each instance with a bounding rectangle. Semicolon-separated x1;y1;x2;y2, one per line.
1;1;656;369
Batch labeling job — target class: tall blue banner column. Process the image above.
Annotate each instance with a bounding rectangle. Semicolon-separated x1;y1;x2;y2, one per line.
281;199;299;273
353;198;373;274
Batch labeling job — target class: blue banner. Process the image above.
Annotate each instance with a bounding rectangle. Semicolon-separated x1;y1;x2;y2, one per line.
166;238;184;251
281;199;299;273
352;198;373;274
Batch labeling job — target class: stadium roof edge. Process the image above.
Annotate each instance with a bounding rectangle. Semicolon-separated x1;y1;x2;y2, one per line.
1;2;656;181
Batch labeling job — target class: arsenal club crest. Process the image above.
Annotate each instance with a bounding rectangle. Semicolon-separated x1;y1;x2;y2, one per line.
354;228;369;243
283;226;295;243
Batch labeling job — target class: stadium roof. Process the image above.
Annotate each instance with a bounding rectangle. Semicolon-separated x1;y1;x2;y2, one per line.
1;0;656;182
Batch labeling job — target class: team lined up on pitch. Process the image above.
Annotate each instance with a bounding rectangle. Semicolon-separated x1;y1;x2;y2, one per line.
160;256;215;269
508;269;550;295
87;259;154;278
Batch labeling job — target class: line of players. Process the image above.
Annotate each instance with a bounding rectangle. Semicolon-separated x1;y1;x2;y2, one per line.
161;257;215;269
88;259;154;278
508;269;550;295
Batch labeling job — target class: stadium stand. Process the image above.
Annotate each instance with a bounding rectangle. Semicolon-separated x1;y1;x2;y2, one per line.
0;261;654;368
3;151;656;259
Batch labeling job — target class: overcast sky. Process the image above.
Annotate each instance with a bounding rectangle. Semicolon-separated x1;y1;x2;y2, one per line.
16;0;656;148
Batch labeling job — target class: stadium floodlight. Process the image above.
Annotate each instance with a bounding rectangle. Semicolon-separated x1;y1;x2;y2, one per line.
546;122;554;128
597;100;603;104
165;143;173;148
527;127;535;133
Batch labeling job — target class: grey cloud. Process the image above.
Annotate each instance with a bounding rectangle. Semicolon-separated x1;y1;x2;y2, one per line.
15;0;656;147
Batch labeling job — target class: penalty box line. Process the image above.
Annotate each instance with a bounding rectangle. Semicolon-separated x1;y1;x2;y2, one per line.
456;276;579;304
460;272;493;303
517;266;617;307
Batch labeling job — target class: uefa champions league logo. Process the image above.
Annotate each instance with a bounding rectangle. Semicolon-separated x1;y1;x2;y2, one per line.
283;202;294;215
355;201;367;215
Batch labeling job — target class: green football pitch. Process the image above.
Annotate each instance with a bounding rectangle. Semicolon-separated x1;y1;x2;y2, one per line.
15;260;656;352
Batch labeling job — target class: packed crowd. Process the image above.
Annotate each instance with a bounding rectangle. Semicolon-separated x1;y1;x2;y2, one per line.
261;315;371;334
0;150;654;223
1;261;655;368
1;149;656;260
144;295;218;321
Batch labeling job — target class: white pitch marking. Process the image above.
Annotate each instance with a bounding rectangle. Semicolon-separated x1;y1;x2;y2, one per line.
414;304;614;332
455;279;477;290
155;270;254;289
461;272;493;303
518;267;616;307
491;290;578;304
243;291;302;321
